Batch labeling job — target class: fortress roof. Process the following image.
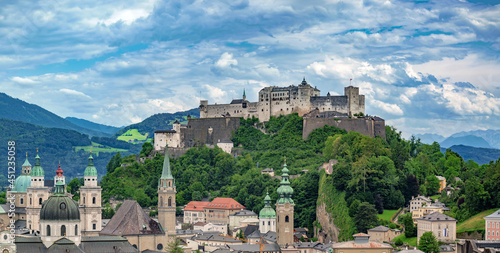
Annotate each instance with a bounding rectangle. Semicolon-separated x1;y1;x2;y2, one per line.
155;130;176;133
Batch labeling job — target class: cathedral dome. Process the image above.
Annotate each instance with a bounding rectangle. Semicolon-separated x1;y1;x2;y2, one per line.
40;181;80;221
11;174;31;192
83;154;97;177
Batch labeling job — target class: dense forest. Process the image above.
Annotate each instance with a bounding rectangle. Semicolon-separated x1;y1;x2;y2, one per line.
98;113;500;239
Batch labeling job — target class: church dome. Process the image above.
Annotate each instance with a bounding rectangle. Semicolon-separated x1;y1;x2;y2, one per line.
40;181;80;221
11;174;31;192
259;192;276;219
84;154;97;177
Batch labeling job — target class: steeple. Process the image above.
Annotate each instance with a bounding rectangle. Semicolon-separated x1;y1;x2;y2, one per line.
159;148;174;186
84;153;98;177
22;152;32;175
243;88;246;100
32;150;45;178
301;77;307;85
276;161;294;205
56;163;63;177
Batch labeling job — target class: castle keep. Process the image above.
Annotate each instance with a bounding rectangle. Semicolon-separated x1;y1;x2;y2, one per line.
199;78;365;121
154;78;384;154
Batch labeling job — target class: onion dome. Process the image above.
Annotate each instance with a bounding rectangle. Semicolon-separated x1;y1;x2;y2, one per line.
56;164;64;177
276;162;294;205
31;154;45;177
301;77;307;85
40;180;80;221
84;153;97;177
259;191;276;219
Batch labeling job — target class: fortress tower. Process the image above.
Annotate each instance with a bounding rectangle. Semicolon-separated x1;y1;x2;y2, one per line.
26;152;50;232
158;147;177;235
344;86;365;116
276;162;294;247
79;153;102;236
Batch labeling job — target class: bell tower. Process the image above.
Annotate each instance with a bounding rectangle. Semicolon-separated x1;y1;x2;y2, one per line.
79;153;102;236
276;161;294;248
158;147;176;235
26;151;50;233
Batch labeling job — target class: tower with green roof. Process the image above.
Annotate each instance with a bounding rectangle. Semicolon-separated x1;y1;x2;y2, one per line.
259;191;276;233
26;151;50;233
276;161;295;247
79;152;102;236
158;147;177;235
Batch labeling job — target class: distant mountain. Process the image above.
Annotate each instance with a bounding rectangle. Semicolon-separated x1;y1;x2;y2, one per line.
451;129;500;149
0;92;109;137
415;133;445;144
114;108;200;139
441;145;500;165
440;135;492;149
0;119;121;186
66;117;121;136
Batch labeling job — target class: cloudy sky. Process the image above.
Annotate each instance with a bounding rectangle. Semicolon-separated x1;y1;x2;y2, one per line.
1;0;499;138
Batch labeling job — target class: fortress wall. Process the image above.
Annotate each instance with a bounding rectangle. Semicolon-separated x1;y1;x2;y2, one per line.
302;117;386;140
310;96;349;114
180;117;241;147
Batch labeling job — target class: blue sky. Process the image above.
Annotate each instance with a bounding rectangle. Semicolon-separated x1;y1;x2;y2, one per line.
1;0;499;138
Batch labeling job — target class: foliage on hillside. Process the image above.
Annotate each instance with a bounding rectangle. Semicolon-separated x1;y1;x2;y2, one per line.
65;117;121;136
442;145;500;165
0;92;109;137
456;208;498;234
113;108;199;139
0;119;117;185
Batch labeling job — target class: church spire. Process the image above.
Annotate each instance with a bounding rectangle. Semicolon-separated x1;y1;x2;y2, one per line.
276;161;294;205
159;148;174;188
243;88;246;100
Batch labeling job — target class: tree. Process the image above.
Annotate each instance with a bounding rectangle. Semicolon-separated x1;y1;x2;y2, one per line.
398;213;416;238
425;175;440;195
418;231;439;253
349;199;361;218
67;177;84;201
354;202;378;233
140;142;153;157
166;238;185;253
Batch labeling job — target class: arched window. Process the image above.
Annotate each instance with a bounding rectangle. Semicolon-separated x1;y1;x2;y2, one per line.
93;223;96;230
168;181;171;187
61;225;66;236
75;225;78;235
92;197;96;204
160;197;163;207
83;197;85;204
46;225;51;236
168;197;172;207
285;216;289;223
30;198;32;205
20;198;23;205
39;198;42;205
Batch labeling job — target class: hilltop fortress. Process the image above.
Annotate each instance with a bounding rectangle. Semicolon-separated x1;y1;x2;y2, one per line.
154;79;385;154
200;78;365;121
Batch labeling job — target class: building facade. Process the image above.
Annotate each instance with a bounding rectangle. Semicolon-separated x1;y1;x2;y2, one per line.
276;162;295;247
330;233;393;253
204;198;245;225
229;210;258;230
367;226;401;243
199;79;365;122
183;201;210;224
485;209;500;240
417;212;456;243
409;195;432;212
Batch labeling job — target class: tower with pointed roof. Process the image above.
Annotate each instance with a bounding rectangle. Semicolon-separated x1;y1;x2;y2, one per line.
79;153;102;236
158;147;176;235
243;88;246;100
26;151;50;232
276;161;294;247
259;191;276;233
54;163;65;185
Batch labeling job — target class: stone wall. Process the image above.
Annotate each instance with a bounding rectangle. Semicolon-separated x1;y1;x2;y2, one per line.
315;202;339;243
180;117;241;147
302;116;386;140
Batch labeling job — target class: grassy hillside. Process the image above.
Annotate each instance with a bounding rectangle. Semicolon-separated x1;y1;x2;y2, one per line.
377;209;399;222
117;129;148;143
457;208;498;233
74;142;128;155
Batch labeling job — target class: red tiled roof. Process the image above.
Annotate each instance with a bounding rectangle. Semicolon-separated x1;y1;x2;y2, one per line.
206;197;245;210
184;201;210;211
353;233;370;237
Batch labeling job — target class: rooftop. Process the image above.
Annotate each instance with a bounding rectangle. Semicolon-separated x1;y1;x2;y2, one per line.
417;212;456;222
485;209;500;219
184;201;210;212
368;225;390;232
229;210;257;217
206;197;245;210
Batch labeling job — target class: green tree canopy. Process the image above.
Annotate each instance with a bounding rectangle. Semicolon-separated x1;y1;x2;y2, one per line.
418;231;439;253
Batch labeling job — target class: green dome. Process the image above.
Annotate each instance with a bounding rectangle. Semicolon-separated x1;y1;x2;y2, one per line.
259;192;276;219
31;154;44;177
40;182;80;221
11;174;31;192
84;154;97;177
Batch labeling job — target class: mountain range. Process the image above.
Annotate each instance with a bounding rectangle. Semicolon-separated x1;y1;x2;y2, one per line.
416;130;500;150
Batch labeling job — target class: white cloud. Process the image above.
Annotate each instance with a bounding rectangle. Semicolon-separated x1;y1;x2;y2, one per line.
216;52;238;68
59;89;91;99
11;76;38;84
371;100;404;116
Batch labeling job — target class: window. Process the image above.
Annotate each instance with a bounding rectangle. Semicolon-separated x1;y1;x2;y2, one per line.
61;225;66;236
268;221;271;226
92;197;96;204
83;197;85;204
47;225;51;236
93;224;96;230
157;244;164;250
39;198;43;205
75;225;78;235
168;197;172;207
263;221;265;225
285;216;289;223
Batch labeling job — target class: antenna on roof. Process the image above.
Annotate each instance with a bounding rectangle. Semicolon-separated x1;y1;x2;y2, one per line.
350;78;352;86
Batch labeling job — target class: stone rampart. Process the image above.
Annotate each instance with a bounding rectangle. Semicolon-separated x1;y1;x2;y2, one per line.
303;116;386;139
